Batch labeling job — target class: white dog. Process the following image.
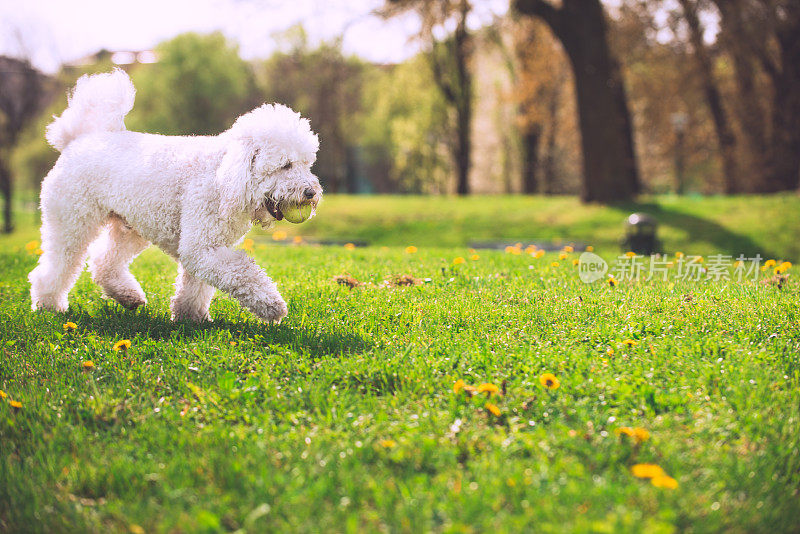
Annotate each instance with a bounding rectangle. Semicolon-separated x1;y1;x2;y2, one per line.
29;69;322;323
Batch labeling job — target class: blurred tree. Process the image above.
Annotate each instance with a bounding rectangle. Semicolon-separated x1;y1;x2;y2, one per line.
0;56;52;232
715;0;800;192
359;55;452;193
488;17;569;194
513;0;640;203
677;0;739;194
384;0;474;195
255;29;366;194
126;32;258;136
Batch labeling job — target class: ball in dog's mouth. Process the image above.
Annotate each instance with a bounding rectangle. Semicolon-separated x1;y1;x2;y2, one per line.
264;198;315;224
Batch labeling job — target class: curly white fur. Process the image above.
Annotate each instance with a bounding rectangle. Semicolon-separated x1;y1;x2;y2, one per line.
30;69;322;323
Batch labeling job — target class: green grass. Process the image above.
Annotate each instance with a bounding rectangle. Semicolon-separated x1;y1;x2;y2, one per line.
1;195;800;532
258;193;800;261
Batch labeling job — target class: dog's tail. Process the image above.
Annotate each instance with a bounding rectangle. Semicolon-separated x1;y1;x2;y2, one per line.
46;68;135;152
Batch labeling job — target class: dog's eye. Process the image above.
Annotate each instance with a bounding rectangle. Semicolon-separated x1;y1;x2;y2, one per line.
282;162;292;170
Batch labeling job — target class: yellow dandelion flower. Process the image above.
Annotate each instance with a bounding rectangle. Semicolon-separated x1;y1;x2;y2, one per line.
572;259;580;266
625;251;637;258
470;254;480;261
405;246;417;254
622;339;638;347
608;277;618;287
631;463;665;479
344;243;356;250
272;230;287;241
10;400;22;409
525;245;537;254
777;261;791;273
453;379;467;393
551;261;560;267
558;252;568;260
616;427;650;443
0;390;7;399
563;246;574;253
293;236;303;244
241;238;254;251
607;348;615;356
25;240;40;252
379;439;396;448
616;427;636;438
505;246;521;255
113;339;131;351
695;256;704;263
733;260;743;268
35;249;43;255
764;259;776;268
453;257;466;265
535;250;546;258
81;360;95;370
675;252;684;259
539;373;560;390
476;383;500;395
651;475;678;489
586;246;594;252
229;341;237;346
63;322;77;332
485;403;501;416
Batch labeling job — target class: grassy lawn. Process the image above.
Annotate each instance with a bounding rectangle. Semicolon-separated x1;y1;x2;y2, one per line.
1;195;799;532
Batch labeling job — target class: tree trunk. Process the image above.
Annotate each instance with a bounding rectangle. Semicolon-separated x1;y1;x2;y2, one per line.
679;0;739;194
514;0;640;203
714;0;768;192
0;161;12;233
455;92;472;195
766;14;800;192
521;124;542;194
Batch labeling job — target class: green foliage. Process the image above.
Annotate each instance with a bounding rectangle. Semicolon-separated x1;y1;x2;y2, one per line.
126;32;257;136
255;32;367;193
359;55;452;193
9;59;118;192
1;216;799;531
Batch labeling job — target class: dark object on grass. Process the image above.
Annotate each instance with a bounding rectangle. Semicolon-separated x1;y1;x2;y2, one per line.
622;213;660;255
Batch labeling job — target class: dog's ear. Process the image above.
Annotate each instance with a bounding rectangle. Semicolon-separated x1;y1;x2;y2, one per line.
217;140;257;217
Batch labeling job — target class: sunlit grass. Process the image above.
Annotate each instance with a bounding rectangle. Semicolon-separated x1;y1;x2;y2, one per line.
2;223;799;531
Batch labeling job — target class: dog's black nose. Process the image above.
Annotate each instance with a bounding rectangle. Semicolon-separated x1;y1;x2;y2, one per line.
303;188;316;200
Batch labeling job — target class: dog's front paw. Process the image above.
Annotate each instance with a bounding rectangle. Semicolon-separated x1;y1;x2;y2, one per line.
250;295;287;324
264;297;288;324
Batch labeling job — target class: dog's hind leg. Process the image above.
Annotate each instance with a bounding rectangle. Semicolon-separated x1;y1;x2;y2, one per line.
29;205;105;312
170;264;215;322
87;216;150;310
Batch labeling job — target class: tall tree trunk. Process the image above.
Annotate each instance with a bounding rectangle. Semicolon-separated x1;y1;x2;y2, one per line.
714;0;768;191
521;124;542;194
0;161;12;233
679;0;739;194
514;0;640;203
426;0;472;195
767;10;800;191
454;88;472;195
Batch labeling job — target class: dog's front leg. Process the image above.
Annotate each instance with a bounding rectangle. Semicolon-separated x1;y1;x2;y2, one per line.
180;246;287;323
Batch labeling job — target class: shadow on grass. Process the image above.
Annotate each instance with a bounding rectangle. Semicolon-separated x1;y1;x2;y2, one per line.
609;201;779;259
68;305;371;356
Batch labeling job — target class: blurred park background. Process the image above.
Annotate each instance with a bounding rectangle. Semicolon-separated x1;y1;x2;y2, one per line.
0;0;798;250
